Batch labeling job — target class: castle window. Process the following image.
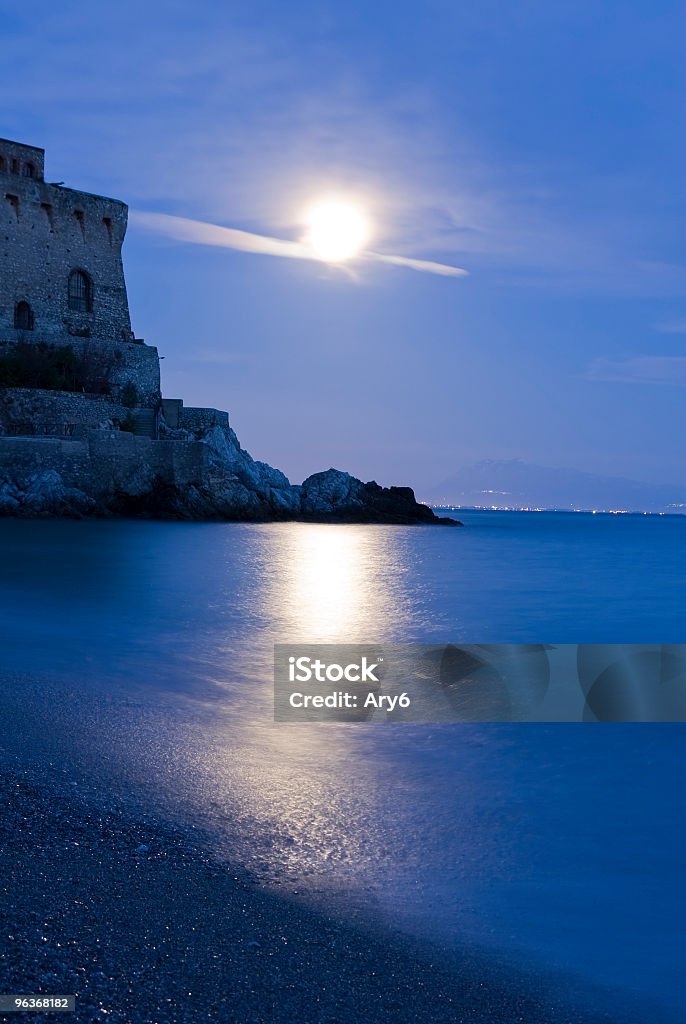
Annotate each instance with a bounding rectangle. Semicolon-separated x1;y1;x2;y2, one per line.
102;216;113;243
14;301;34;331
10;158;19;173
68;270;93;313
22;162;35;178
5;193;19;220
74;209;85;238
0;156;5;172
40;202;53;228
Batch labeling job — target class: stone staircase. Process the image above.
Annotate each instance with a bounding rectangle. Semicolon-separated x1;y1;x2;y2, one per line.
129;407;157;439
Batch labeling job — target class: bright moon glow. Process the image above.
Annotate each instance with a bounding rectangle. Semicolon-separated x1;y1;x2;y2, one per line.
304;200;371;262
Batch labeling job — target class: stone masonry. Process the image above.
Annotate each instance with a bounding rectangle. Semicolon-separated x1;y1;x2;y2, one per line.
1;137;132;345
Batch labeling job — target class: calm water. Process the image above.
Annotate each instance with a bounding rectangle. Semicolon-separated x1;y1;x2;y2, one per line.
0;511;684;1019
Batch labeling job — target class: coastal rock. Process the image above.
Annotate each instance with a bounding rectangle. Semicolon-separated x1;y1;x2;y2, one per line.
300;468;364;515
0;418;459;525
201;425;302;517
0;470;97;517
171;430;458;524
300;469;453;524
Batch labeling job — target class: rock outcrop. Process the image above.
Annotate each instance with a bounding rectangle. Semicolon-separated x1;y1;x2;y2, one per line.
0;418;460;525
300;470;448;524
0;469;96;518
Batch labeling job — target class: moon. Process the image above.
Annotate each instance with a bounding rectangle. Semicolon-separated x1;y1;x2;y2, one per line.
304;199;371;263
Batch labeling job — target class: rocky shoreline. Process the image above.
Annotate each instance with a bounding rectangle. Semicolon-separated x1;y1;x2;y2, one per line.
0;419;461;525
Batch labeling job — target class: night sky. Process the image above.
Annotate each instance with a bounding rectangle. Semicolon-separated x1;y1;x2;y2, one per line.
2;1;685;492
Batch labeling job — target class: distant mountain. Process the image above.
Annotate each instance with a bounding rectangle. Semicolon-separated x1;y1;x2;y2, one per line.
425;460;686;514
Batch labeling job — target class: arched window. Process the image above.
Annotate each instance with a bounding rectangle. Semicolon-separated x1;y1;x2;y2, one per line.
14;301;34;331
22;162;35;178
68;270;93;313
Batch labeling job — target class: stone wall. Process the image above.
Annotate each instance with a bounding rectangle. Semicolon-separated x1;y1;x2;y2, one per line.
0;432;209;497
0;138;132;346
178;405;230;432
161;398;230;432
0;339;161;407
0;138;44;180
0;388;128;438
161;398;183;428
107;341;161;406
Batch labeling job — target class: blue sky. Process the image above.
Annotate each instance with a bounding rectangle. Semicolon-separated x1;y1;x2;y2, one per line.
2;1;685;491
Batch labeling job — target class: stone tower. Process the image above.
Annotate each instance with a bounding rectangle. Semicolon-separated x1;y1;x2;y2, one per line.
0;136;132;345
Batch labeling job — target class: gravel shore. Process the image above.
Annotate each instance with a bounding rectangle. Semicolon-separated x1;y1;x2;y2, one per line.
0;766;643;1024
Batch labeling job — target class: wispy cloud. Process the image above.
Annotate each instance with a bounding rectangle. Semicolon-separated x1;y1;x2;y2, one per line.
131;212;308;260
586;356;686;385
366;251;467;277
131;210;468;278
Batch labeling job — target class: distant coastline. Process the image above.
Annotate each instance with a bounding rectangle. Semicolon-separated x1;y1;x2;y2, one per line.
431;505;681;517
426;460;686;517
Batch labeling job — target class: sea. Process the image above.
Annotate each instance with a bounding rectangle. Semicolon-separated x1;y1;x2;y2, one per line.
0;510;684;1020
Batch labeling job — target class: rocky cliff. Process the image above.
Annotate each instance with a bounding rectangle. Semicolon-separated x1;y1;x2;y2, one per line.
0;418;459;525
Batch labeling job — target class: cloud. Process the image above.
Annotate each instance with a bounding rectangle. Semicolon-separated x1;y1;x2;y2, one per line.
586;356;686;385
131;211;309;260
367;251;467;278
130;210;468;278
